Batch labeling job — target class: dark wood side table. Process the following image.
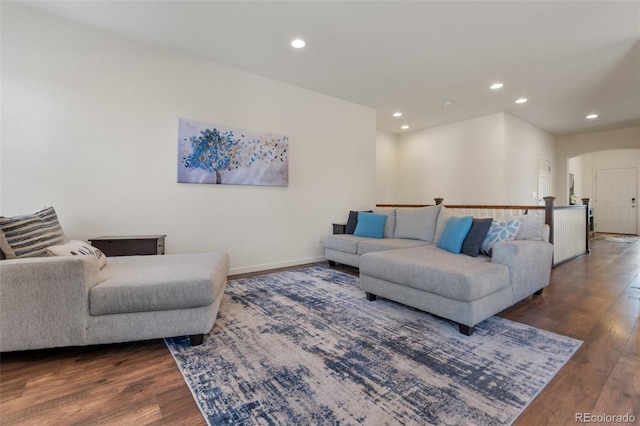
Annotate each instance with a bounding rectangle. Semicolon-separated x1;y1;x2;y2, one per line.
89;235;166;257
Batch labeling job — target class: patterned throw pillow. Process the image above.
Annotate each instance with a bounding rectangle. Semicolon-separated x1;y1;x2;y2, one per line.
481;218;523;256
47;240;108;269
0;207;69;258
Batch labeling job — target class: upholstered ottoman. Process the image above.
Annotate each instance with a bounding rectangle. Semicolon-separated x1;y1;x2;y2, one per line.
87;253;230;346
359;246;514;335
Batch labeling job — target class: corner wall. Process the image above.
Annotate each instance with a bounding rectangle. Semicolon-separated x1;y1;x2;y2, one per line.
0;4;377;274
393;113;555;205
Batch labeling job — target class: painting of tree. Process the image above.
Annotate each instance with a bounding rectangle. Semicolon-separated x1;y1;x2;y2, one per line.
177;118;288;186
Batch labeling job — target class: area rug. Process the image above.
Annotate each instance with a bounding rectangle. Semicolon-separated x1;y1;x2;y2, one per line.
166;266;582;425
593;234;639;243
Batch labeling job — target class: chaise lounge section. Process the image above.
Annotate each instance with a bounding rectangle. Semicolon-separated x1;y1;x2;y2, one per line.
0;252;230;352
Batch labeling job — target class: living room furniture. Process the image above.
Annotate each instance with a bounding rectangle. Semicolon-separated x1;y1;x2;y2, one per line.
89;234;166;256
324;204;553;335
332;223;347;234
0;252;230;352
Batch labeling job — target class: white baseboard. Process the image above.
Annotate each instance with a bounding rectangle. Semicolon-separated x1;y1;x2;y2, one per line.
229;256;326;276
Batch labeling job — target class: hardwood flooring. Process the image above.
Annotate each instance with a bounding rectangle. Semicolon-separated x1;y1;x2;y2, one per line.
1;235;638;425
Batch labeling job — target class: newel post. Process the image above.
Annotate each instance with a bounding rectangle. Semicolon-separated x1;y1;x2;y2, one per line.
434;198;444;205
581;198;591;253
543;196;556;245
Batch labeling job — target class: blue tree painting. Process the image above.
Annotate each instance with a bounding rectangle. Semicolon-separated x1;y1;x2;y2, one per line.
178;118;288;186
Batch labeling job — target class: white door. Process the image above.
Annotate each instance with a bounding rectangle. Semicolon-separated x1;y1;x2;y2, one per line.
595;168;637;234
538;158;552;205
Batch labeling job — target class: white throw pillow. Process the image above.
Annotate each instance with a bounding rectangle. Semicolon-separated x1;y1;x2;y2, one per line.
481;218;523;256
47;240;107;269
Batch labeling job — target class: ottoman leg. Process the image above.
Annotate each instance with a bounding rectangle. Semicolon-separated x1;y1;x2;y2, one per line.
534;288;543;296
366;292;377;301
189;334;204;346
328;260;336;267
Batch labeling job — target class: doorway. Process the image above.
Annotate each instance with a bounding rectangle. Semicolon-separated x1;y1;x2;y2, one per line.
595;167;637;234
537;158;552;206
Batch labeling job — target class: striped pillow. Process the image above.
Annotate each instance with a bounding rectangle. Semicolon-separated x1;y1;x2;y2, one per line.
0;207;69;259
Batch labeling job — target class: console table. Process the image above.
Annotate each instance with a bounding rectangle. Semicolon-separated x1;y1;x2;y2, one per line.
89;235;166;257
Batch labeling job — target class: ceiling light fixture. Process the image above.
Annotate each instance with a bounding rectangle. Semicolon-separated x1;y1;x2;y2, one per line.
393;112;402;117
586;114;598;119
291;39;306;48
401;125;409;130
515;98;528;104
442;100;453;107
490;83;504;90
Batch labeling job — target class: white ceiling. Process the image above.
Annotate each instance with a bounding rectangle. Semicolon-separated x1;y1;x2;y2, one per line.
14;1;640;136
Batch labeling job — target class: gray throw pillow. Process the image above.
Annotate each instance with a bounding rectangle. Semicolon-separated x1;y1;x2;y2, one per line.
461;218;493;257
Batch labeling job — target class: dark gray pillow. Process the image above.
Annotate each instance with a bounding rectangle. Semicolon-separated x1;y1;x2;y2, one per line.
461;218;493;257
346;210;372;234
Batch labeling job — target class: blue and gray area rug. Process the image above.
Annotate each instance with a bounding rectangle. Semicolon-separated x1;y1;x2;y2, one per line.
166;266;581;425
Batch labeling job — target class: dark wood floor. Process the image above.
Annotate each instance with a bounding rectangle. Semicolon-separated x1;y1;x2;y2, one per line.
1;235;638;425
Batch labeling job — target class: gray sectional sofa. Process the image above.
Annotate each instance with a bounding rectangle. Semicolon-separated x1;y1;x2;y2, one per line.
0;252;229;352
324;205;553;335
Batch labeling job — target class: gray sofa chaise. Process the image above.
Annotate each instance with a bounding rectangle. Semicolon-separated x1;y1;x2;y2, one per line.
324;205;553;335
0;252;229;352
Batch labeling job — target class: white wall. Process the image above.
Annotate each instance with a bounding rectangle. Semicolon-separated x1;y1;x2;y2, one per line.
0;4;377;274
503;113;556;204
375;130;398;204
393;112;555;205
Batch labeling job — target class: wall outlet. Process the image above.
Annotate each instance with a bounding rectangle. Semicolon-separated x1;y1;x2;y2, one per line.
317;234;323;244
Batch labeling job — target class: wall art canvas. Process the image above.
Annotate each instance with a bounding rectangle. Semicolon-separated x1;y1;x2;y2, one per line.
178;118;288;186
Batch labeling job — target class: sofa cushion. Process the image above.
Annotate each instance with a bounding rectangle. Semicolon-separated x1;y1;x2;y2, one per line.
357;238;429;255
372;207;396;238
515;213;545;241
90;253;220;315
433;205;450;244
354;212;386;239
323;234;366;254
437;216;473;254
394;205;441;242
360;246;509;302
461;218;493;257
47;240;108;269
481;218;523;256
0;207;69;259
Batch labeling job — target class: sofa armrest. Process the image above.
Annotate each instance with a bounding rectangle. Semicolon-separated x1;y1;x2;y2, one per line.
0;256;100;351
491;240;554;302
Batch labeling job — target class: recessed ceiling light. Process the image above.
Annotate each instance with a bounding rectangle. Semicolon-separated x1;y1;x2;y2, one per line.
515;98;528;104
393;112;402;117
442;100;453;107
586;114;598;119
401;125;409;130
490;83;504;90
291;39;306;49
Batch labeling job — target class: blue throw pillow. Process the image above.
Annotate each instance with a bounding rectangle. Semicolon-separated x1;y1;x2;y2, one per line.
436;216;473;254
353;212;386;239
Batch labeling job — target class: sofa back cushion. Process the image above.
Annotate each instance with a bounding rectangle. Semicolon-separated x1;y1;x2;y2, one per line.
372;207;396;238
393;205;441;242
515;213;545;241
